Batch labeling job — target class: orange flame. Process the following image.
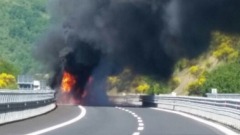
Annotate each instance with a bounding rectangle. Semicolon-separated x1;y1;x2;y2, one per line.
61;71;76;93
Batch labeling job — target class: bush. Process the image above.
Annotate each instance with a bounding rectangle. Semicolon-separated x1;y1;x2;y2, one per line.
0;73;17;89
213;43;238;61
211;32;239;62
0;58;19;76
175;59;189;71
187;74;206;95
136;82;150;94
189;65;199;75
189;65;204;77
200;62;240;94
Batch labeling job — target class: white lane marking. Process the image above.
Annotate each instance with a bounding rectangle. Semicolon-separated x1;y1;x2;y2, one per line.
139;123;144;126
132;132;140;135
27;106;86;135
133;114;138;117
116;107;145;135
138;127;144;131
152;108;239;135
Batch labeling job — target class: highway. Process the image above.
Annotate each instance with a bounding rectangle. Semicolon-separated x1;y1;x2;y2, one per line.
0;105;226;135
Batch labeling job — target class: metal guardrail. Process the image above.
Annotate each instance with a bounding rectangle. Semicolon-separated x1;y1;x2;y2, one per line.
140;95;240;131
0;90;56;124
109;95;141;106
0;90;55;103
206;93;240;99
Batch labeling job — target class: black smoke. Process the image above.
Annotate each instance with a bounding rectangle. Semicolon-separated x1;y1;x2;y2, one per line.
35;0;240;104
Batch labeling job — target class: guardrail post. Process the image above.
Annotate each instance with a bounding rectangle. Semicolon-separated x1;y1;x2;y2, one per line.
173;98;175;111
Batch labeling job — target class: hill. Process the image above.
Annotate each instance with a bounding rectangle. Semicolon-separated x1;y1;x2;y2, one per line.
0;0;49;74
172;32;240;95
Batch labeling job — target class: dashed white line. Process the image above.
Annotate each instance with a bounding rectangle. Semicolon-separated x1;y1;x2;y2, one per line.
116;107;144;135
132;132;140;135
139;123;144;126
133;114;138;117
138;126;144;131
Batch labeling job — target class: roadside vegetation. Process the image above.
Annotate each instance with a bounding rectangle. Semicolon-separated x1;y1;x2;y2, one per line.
173;32;240;96
107;69;171;95
0;58;18;89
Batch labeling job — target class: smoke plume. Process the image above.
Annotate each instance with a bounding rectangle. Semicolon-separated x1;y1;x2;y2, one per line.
35;0;240;105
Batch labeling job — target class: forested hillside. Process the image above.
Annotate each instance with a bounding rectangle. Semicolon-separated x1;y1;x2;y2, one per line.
171;32;240;95
0;0;49;74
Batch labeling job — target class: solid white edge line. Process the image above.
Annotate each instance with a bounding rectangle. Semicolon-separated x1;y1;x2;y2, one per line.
26;105;86;135
151;108;239;135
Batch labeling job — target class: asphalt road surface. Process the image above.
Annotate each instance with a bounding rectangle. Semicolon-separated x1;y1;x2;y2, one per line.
0;105;226;135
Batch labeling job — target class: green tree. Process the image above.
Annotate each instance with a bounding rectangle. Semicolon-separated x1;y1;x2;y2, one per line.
0;0;49;74
0;58;19;76
0;73;17;89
